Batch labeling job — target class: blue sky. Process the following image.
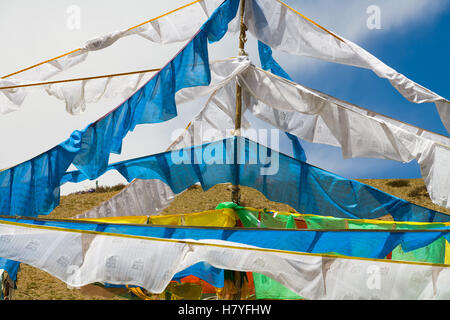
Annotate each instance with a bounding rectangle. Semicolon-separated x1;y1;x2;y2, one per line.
270;0;450;179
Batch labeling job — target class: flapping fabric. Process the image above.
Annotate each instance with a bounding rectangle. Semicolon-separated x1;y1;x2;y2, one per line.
71;83;229;219
72;74;301;221
232;205;303;300
78;216;149;225
167;75;306;160
168;77;245;151
44;72;151;115
0;258;20;300
0;258;20;283
0;0;240;115
0;132;81;217
147;208;237;227
77;208;237;289
3;50;87;84
61;137;449;223
257;41;292;82
174;56;250;105
75;179;180;219
238;66;450;208
2;218;450;299
0;0;240;217
257;41;307;162
0;79;27;115
302;214;447;264
244;0;450;133
2;215;450;264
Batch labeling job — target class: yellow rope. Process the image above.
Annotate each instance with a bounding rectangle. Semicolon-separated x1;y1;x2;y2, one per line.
1;49;83;80
127;0;203;32
1;218;450;269
1;0;204;80
276;0;345;43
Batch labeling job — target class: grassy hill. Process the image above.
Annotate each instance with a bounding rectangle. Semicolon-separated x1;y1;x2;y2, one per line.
11;179;450;300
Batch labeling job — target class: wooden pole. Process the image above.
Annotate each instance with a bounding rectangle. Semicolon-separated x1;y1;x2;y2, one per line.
227;0;248;301
231;0;247;205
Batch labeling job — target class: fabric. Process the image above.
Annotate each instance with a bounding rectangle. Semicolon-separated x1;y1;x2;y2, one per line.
167;61;449;213
257;41;292;81
3;213;450;262
232;205;303;300
0;79;27;115
148;208;237;227
244;0;450;133
0;269;14;300
251;272;302;300
164;282;203;300
257;41;307;162
75;179;180;219
179;275;217;294
234;206;449;297
3;219;450;299
76;216;149;225
142;208;237;291
174;56;250;106
446;240;450;265
157;61;448;211
45;72;150;115
0;258;20;282
391;240;446;265
79;208;236;288
61;136;449;223
73;75;303;221
0;131;81;217
0;0;239;115
76;208;237;289
303;214;448;264
0;0;240;217
3;211;450;294
239;66;450;209
165;77;248;151
172;261;224;289
243;209;449;265
0;258;20;300
4;50;88;84
0;269;4;300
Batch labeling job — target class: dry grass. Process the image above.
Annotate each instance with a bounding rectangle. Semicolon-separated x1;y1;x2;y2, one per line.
357;178;450;215
43;190;125;220
11;179;449;300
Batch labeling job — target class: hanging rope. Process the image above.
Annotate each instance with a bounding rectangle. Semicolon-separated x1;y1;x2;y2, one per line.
0;0;204;80
0;57;236;91
0;68;161;90
276;0;345;43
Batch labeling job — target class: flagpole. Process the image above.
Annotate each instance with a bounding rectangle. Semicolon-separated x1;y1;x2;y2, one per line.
231;0;247;205
226;0;248;301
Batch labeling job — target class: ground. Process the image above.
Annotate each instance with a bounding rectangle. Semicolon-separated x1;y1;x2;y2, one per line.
10;179;450;300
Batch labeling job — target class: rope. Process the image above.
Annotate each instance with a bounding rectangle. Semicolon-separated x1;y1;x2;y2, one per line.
0;68;161;90
127;0;202;32
276;0;345;43
1;218;450;268
1;0;204;80
0;56;236;91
